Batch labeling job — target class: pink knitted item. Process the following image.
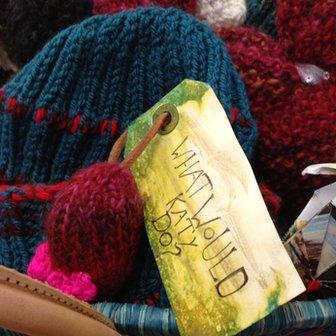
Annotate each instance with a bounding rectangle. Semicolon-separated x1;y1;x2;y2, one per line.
28;242;97;302
45;162;144;299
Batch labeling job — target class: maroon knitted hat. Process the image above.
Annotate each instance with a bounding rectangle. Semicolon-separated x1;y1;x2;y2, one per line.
276;0;336;73
217;25;336;223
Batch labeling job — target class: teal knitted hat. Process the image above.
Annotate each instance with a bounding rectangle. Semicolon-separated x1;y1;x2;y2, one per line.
0;7;257;303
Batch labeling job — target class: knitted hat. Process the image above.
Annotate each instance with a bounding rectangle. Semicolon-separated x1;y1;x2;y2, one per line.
196;0;247;27
217;25;336;224
0;7;256;303
0;0;268;77
277;0;336;72
0;0;196;68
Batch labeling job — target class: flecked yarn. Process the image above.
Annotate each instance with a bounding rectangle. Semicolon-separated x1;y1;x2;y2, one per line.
28;162;143;300
277;0;336;72
217;22;336;223
196;0;247;27
0;8;256;304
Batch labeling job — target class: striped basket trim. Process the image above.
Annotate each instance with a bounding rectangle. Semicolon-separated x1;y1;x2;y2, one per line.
2;298;336;335
93;298;336;335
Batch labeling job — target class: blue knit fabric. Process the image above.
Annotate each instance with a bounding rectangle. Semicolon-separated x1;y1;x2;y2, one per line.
0;7;257;304
0;199;46;271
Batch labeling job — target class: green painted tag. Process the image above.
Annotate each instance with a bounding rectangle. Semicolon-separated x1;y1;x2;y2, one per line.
125;80;305;336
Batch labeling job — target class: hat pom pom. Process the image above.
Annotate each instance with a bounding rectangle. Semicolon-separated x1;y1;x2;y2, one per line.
28;242;97;302
29;162;144;300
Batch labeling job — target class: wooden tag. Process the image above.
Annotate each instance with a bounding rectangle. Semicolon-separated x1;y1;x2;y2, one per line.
125;80;305;336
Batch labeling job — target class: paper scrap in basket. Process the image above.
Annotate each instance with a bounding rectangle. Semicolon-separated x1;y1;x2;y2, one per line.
284;164;336;291
125;79;305;336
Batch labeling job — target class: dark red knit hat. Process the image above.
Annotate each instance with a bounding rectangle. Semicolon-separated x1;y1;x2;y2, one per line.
217;25;336;223
277;0;336;72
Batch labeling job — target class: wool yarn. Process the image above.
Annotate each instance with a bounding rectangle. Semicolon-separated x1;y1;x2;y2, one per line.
277;0;336;71
28;162;143;300
196;0;247;27
0;8;256;304
217;26;336;222
28;242;98;301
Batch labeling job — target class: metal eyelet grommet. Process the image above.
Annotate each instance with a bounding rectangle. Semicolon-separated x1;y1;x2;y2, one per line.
152;103;179;135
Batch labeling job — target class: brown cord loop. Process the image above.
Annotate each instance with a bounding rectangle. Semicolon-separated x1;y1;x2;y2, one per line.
108;112;169;167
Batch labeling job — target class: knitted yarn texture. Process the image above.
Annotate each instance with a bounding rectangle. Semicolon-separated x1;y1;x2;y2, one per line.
28;162;143;301
277;0;336;72
28;242;98;301
0;8;256;304
46;162;143;298
2;8;256;183
217;17;336;223
259;183;281;223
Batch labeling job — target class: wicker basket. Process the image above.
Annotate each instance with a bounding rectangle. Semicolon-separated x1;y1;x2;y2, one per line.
92;298;336;336
2;297;336;335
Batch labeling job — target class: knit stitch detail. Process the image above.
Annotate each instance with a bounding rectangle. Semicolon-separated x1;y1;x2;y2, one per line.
28;242;97;302
217;25;336;222
45;162;144;298
1;8;256;185
277;0;336;71
0;93;119;137
0;0;197;72
0;183;66;203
